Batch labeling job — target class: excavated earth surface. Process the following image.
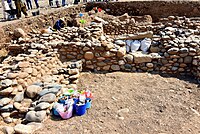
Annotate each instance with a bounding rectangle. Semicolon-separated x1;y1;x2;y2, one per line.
35;72;200;134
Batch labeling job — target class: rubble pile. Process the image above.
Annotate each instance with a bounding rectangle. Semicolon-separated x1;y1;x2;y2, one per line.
7;15;200;77
1;9;200;133
0;45;82;133
103;14;153;35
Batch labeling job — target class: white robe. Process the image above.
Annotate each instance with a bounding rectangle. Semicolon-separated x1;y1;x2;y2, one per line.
1;0;6;19
1;0;10;19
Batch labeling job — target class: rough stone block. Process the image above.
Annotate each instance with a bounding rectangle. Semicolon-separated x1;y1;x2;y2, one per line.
132;52;152;63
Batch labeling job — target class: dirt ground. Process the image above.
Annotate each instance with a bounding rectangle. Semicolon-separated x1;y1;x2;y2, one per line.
34;72;200;134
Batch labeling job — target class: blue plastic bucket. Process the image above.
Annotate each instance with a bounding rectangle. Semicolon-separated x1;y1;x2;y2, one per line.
58;99;66;104
75;103;87;116
86;98;92;109
73;98;79;114
53;108;60;117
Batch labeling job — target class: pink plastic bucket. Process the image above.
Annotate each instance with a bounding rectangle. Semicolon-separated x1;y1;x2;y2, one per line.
58;105;73;119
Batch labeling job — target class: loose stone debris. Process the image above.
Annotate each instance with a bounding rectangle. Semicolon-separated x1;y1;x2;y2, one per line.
0;4;200;134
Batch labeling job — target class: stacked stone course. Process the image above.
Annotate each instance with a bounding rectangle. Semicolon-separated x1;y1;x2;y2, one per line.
7;15;200;78
0;43;82;133
1;4;200;132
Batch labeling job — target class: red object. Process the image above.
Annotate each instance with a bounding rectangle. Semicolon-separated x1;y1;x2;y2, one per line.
85;90;93;99
93;7;97;11
98;8;102;12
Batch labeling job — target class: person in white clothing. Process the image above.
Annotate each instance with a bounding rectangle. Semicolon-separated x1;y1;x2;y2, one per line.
1;0;6;20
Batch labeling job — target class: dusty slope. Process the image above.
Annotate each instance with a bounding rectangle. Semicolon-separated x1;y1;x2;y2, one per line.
35;72;200;134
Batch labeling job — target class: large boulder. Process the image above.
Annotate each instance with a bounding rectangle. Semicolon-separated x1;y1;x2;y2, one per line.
13;28;26;38
39;93;56;103
118;13;130;21
14;123;43;134
25;111;46;122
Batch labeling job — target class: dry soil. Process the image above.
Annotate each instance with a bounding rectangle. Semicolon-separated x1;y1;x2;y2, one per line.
35;72;200;134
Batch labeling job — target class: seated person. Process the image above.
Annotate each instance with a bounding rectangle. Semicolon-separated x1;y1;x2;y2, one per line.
53;18;66;31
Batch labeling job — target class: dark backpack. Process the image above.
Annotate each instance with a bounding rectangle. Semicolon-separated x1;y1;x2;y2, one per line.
7;0;12;3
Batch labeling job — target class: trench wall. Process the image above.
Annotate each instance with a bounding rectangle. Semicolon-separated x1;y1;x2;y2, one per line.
86;1;200;21
55;16;200;79
0;5;84;45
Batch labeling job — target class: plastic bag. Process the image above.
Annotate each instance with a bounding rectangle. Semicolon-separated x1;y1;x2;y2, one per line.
130;40;141;53
125;40;132;53
140;38;152;52
58;105;73;119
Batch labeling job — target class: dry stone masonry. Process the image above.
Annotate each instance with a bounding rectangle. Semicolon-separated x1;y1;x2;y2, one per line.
1;2;200;133
0;37;82;133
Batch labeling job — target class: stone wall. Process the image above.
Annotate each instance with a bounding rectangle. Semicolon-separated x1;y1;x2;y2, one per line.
103;14;200;36
86;1;200;21
192;56;200;80
1;5;200;133
103;15;153;35
7;15;200;78
57;16;200;77
0;4;84;45
0;45;82;132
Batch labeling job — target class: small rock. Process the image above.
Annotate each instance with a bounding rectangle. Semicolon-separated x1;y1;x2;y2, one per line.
83;47;90;51
35;102;50;111
172;66;178;71
26;85;42;98
150;46;160;53
132;52;152;63
118;116;124;120
2;126;14;134
0;104;14;112
146;63;154;68
69;74;80;79
0;87;13;96
0;98;11;107
25;111;46;122
180;48;189;53
68;69;79;75
124;54;134;63
13;92;24;102
103;65;110;71
102;51;115;58
14;99;32;113
115;40;126;46
18;62;30;68
111;65;120;71
39;93;56;103
18;72;29;79
27;122;43;132
1;112;10;118
184;56;193;64
117;108;129;113
167;48;179;55
15;56;24;61
97;62;107;67
84;52;94;60
13;102;21;110
14;124;34;134
14;28;26;38
7;73;18;79
117;47;126;57
38;88;60;97
1;79;12;87
23;68;33;74
4;117;13;123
